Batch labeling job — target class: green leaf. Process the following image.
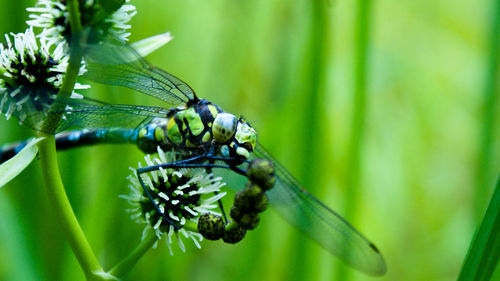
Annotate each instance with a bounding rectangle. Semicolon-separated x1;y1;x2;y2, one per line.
131;32;173;58
0;138;43;188
457;175;500;281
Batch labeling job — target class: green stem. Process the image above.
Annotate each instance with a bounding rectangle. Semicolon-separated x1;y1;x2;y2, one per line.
36;1;106;280
37;135;105;280
475;0;500;219
347;0;371;229
458;174;500;281
337;0;373;279
287;1;328;281
108;228;158;277
41;1;84;133
67;0;83;33
225;221;239;232
183;220;199;232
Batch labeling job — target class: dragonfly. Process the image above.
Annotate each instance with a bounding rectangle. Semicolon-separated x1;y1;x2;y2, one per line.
0;37;386;276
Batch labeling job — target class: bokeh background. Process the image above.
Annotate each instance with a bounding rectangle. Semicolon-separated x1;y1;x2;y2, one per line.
0;0;499;280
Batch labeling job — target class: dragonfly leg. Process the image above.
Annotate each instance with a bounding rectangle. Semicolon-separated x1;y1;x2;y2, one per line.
138;162;233;173
215;190;228;223
205;161;228;224
136;154;210;229
136;169;181;229
229;165;247;176
202;157;247;224
205;155;251;164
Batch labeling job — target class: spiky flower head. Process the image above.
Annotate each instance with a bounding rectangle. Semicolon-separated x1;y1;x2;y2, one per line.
123;147;227;255
0;27;87;125
27;0;137;49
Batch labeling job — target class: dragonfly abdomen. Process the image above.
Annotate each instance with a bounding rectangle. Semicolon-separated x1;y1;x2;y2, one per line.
0;128;136;163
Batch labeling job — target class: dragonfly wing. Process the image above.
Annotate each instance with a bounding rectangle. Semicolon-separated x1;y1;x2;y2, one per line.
254;144;387;276
20;95;168;133
83;38;196;106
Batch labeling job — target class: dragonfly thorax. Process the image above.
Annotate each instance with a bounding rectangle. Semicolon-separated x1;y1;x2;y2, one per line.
135;99;256;160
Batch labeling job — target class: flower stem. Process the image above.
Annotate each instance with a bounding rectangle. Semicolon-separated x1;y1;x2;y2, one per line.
458;174;500;281
67;0;83;33
36;1;106;280
475;0;500;219
37;135;105;280
41;1;85;133
337;0;374;279
183;220;198;232
108;228;158;278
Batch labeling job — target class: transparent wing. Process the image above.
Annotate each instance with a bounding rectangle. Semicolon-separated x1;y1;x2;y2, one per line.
82;37;196;106
1;33;190;133
7;93;169;133
253;144;387;276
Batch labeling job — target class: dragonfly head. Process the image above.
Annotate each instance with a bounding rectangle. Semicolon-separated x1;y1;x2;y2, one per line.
213;113;238;143
213;113;256;159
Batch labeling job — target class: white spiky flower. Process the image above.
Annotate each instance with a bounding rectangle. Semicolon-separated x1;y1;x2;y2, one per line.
122;147;227;255
0;27;88;126
27;0;137;49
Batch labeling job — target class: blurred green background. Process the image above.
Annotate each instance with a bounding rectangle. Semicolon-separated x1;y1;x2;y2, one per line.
0;0;499;280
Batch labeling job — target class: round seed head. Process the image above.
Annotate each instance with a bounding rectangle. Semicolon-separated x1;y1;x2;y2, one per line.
245;181;264;198
233;183;268;214
238;213;260;230
0;27;88;127
198;213;224;241
27;0;137;48
230;204;243;221
122;147;227;255
247;159;275;191
252;192;269;213
233;188;253;212
223;224;246;244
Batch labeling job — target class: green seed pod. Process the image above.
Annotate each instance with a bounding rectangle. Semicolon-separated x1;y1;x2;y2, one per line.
253;192;269;213
234;191;268;215
245;181;263;198
223;223;247;244
238;213;260;230
230;204;243;221
198;213;225;240
247;159;275;191
233;188;253;212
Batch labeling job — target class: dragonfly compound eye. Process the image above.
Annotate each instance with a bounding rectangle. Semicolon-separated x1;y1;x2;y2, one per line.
235;122;257;151
213;113;238;143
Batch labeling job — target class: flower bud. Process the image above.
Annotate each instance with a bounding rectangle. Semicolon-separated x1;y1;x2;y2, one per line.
223;223;246;244
198;213;224;241
238;213;260;230
247;159;275;191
